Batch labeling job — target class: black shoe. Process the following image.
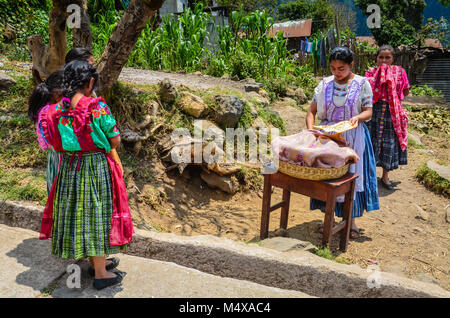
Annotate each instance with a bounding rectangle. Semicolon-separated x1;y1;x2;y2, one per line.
88;257;120;277
380;179;394;190
93;272;123;290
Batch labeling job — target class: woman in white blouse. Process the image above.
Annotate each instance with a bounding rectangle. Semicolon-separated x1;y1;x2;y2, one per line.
306;46;380;239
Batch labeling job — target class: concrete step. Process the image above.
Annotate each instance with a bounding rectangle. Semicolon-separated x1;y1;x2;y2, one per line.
0;224;311;298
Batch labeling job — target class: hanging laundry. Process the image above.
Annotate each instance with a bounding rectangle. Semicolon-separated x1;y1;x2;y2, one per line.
320;38;327;69
300;40;306;52
313;40;320;65
327;26;336;50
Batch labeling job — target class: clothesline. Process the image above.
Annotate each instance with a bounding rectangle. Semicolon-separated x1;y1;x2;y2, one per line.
299;26;338;69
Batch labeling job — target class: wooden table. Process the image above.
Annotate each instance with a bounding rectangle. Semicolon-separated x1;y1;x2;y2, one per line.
260;172;358;252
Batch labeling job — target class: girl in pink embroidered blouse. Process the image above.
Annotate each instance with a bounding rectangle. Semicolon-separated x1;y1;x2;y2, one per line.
365;45;411;190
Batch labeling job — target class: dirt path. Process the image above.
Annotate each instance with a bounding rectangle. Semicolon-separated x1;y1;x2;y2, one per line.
119;67;248;92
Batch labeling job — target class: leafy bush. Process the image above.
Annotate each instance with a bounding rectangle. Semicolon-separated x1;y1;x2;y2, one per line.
410;84;443;97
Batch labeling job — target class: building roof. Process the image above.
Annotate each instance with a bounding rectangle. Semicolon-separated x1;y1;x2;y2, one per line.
268;19;312;38
356;36;443;49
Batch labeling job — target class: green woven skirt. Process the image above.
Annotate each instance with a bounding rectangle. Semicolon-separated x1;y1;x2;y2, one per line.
51;152;126;259
46;148;60;196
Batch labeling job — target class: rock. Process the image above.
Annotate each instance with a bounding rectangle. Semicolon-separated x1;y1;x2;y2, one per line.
426;161;450;181
193;71;202;76
159;78;178;103
221;73;230;79
177;92;208;118
206;162;241;176
230;75;240;81
258;89;270;100
247;91;270;108
247;102;258;118
260;237;316;252
178;83;197;91
294;87;308;104
240;78;256;84
446;205;450;223
412;227;423;234
200;171;238;194
409;132;423;146
273;97;297;108
252;117;267;130
244;82;263;93
414;205;429;221
285;87;296;98
273;228;287;237
0;73;16;91
213;95;244;128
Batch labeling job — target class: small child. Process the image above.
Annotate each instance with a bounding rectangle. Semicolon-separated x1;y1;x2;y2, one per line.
365;45;410;190
306;46;379;239
28;70;64;196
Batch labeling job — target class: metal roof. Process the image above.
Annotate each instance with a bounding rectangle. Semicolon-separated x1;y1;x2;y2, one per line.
268;19;312;38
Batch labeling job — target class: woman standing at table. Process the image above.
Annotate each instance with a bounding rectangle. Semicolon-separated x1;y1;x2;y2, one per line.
306;46;379;239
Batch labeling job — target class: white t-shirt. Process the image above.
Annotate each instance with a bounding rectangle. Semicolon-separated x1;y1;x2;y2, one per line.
312;75;373;121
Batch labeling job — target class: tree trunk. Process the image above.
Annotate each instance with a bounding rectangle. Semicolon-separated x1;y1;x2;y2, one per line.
28;0;69;83
96;0;166;93
72;0;93;51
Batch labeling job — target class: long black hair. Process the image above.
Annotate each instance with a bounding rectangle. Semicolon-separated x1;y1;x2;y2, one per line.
28;69;64;123
65;47;93;64
329;46;354;64
62;60;99;99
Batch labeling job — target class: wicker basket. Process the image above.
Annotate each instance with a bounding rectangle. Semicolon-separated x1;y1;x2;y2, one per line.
278;160;350;180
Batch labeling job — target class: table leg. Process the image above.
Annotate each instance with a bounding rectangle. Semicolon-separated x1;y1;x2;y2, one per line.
280;189;291;230
260;174;272;239
340;179;356;252
322;193;336;248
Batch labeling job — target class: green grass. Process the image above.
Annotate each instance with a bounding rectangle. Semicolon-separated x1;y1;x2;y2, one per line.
313;246;350;264
0;167;47;205
416;162;450;197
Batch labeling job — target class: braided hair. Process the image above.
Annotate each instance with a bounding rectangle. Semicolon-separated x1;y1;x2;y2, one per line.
329;46;354;65
28;69;64;123
65;47;94;64
62;60;99;110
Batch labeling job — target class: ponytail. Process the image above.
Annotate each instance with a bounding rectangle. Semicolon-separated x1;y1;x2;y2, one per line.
28;82;51;123
28;69;64;123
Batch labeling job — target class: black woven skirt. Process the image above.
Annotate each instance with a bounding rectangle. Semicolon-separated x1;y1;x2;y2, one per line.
366;101;407;171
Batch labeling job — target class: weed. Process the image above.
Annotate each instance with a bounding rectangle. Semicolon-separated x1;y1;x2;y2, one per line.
416;162;450;197
313;246;350;264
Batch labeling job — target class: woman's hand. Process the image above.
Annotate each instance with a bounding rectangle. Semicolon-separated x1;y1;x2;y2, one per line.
349;116;360;126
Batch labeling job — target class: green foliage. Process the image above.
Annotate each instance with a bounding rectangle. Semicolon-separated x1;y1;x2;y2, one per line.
314;246;350;264
410;84;443;97
416;162;450;197
355;0;426;47
277;0;334;34
0;0;50;60
0;167;47;205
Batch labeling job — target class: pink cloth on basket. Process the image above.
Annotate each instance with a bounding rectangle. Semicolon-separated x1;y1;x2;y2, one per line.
271;130;359;168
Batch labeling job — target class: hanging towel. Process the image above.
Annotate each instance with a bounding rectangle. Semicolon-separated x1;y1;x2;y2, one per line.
320;38;327;68
300;40;306;52
327;26;336;50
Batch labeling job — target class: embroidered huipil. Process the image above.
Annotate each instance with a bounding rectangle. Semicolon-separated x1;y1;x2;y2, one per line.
313;75;373;200
37;96;134;246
